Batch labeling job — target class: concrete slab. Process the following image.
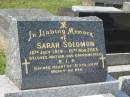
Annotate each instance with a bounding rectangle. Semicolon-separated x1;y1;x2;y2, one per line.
108;65;130;73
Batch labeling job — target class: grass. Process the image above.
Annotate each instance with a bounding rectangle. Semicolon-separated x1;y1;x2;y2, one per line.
0;0;82;14
0;0;81;74
0;50;5;74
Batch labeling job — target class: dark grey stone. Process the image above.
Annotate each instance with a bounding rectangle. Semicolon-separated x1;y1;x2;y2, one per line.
5;16;107;90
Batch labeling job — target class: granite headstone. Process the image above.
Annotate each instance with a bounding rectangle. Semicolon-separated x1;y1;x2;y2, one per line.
5;16;107;90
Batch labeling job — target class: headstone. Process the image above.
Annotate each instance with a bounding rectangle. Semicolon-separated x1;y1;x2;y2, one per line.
123;2;130;11
5;16;107;90
72;7;130;68
72;7;130;54
92;0;122;5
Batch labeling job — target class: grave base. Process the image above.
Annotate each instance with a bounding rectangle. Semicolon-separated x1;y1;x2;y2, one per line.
0;74;119;97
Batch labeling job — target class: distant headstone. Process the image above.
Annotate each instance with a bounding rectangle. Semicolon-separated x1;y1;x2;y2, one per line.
82;0;95;6
58;7;75;16
5;16;107;90
72;6;130;66
92;0;122;5
92;0;130;8
72;7;130;54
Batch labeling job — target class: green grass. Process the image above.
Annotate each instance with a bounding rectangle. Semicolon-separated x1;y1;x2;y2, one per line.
0;0;82;14
0;0;81;74
0;50;5;74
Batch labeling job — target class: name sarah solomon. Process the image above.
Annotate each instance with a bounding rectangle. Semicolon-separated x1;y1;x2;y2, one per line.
37;41;95;49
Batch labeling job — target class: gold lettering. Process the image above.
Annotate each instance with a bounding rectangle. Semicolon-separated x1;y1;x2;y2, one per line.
60;21;67;29
37;42;60;49
28;31;32;42
63;41;95;48
28;31;37;42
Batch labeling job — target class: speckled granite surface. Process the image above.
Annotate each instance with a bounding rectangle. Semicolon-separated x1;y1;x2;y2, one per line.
3;15;108;89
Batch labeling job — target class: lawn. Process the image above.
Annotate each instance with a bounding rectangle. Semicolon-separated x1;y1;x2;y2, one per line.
0;0;81;14
0;0;81;74
0;50;5;74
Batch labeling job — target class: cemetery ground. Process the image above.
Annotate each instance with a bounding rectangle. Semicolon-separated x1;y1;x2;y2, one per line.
0;0;81;75
0;0;81;14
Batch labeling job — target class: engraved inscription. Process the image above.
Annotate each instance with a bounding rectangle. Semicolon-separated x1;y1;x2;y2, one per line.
19;21;105;76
